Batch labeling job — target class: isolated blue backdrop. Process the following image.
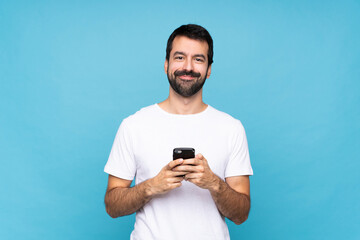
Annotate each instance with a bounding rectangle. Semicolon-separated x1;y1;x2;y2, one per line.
1;0;359;239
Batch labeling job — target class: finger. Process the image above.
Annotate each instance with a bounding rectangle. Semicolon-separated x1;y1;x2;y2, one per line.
196;154;208;163
195;154;209;166
170;176;186;182
170;170;188;177
182;158;201;166
163;182;182;192
169;182;182;189
172;165;198;172
184;172;202;180
167;158;183;169
196;153;204;159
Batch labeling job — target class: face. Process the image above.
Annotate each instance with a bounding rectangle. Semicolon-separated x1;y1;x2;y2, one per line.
165;36;212;98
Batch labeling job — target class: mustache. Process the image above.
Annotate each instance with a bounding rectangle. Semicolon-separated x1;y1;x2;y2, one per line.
174;70;201;78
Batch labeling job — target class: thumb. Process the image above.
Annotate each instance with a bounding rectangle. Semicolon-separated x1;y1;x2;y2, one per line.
196;153;204;160
167;158;183;169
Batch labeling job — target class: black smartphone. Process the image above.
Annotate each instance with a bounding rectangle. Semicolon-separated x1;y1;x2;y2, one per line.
173;148;195;160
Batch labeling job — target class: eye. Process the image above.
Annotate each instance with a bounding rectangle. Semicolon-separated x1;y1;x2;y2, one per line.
195;58;205;63
175;56;184;60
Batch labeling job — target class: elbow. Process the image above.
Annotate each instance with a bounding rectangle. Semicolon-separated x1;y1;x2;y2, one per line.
104;195;120;218
108;213;119;219
106;203;126;218
233;214;249;225
105;198;127;218
233;194;251;225
106;206;118;218
105;202;117;218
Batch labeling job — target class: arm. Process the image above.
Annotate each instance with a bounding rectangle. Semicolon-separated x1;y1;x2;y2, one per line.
104;175;150;218
104;159;187;218
173;154;251;225
210;175;250;225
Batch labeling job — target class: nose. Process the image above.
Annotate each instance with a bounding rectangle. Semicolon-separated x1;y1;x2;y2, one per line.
183;57;194;71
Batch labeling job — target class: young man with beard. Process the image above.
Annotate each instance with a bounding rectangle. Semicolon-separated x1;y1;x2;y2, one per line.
104;24;253;240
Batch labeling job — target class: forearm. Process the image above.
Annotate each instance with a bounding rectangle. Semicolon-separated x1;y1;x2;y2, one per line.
105;180;152;218
210;177;250;225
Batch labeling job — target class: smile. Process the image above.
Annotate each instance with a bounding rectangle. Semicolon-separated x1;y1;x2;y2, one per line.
178;75;196;80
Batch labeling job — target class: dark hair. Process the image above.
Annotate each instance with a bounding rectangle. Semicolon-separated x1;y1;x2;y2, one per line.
166;24;213;66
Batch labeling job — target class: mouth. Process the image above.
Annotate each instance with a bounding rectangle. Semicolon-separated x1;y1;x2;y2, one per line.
174;70;201;81
178;75;195;81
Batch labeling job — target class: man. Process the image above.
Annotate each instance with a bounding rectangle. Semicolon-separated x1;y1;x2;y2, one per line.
104;24;253;240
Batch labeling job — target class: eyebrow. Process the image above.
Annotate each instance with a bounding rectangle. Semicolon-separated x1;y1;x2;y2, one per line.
173;51;206;59
173;51;185;56
193;54;206;59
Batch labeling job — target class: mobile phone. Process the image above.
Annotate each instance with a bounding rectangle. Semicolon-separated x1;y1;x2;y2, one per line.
173;148;195;160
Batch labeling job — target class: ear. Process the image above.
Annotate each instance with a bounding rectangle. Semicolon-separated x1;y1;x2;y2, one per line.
164;59;168;74
206;64;212;79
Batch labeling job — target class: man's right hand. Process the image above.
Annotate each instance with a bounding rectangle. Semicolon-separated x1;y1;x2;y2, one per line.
105;159;188;218
145;158;187;197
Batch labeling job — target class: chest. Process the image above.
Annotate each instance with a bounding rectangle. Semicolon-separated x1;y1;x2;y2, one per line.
131;120;232;183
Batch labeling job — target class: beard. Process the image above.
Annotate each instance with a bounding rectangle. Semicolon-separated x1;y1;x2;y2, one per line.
167;68;208;98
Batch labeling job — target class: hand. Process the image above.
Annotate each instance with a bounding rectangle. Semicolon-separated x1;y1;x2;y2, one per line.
173;154;220;191
146;159;188;196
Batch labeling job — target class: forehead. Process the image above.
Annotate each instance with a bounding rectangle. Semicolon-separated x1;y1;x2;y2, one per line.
170;36;209;57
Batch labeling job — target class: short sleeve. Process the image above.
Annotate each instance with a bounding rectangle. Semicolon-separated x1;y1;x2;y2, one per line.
104;119;136;180
225;121;253;177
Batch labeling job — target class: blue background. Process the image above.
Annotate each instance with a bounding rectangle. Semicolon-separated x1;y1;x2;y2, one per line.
1;0;359;239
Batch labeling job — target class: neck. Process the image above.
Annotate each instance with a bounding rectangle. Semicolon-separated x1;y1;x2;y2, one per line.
158;88;207;115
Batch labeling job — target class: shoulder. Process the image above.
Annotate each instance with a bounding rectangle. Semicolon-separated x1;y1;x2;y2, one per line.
121;104;158;127
207;105;245;130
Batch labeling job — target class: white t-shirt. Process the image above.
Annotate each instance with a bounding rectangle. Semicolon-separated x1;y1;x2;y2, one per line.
105;104;253;240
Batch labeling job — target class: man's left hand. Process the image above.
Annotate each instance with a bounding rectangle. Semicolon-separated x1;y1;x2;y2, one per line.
172;154;220;191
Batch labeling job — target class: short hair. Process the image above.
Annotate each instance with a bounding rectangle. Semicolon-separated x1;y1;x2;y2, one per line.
166;24;213;66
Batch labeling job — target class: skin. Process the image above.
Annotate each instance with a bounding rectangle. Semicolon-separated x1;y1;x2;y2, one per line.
105;36;251;225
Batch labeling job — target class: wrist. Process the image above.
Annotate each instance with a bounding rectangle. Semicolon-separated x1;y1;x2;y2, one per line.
142;179;155;199
209;175;223;193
